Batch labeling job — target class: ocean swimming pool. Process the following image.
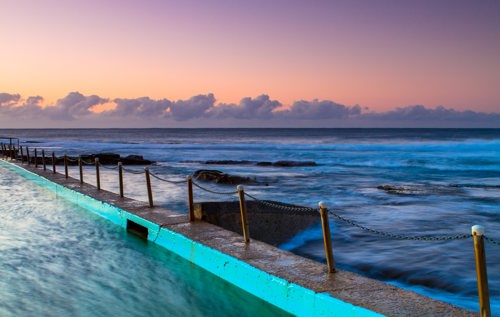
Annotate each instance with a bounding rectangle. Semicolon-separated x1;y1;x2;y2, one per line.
0;165;290;317
2;128;499;315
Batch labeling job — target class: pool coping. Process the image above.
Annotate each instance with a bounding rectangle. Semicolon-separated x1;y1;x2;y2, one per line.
0;159;478;317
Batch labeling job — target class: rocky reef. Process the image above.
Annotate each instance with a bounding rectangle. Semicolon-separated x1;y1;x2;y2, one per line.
21;152;154;166
193;169;255;184
203;160;317;167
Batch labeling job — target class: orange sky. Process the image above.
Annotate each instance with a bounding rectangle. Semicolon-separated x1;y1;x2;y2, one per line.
1;0;499;113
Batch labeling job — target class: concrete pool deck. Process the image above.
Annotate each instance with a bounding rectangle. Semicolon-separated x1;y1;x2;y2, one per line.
1;159;478;317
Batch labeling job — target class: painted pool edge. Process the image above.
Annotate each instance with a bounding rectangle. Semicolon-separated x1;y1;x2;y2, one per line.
1;160;385;317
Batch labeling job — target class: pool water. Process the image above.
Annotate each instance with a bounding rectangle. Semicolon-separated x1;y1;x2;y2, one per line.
0;166;290;317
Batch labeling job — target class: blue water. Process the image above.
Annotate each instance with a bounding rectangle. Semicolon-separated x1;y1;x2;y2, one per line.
2;128;499;315
0;165;290;317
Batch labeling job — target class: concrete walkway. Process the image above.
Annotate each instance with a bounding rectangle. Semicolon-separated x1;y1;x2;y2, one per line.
10;161;478;317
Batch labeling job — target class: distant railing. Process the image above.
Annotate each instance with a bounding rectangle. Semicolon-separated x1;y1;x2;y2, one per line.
1;143;497;316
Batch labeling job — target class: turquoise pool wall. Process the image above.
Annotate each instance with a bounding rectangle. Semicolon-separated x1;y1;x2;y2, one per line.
0;160;384;317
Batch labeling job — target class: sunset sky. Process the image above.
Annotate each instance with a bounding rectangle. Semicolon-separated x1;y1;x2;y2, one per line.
1;0;499;127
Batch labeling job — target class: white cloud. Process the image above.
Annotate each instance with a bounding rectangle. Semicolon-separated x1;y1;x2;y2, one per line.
281;99;361;119
211;95;281;119
169;94;216;121
111;97;171;117
0;91;498;128
0;93;21;106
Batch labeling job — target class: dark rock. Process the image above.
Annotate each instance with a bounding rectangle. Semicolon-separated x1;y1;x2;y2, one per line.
377;185;424;195
256;161;273;166
28;153;154;166
95;153;121;164
190;160;318;167
122;155;153;165
273;160;317;167
205;160;252;165
193;169;255;184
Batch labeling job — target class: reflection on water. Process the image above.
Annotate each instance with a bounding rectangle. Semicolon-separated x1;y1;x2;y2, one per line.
0;167;290;317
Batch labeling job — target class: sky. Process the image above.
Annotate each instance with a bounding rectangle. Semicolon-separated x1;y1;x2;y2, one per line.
1;0;499;128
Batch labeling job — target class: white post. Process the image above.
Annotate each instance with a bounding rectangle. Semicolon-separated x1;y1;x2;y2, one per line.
319;201;336;273
472;225;490;317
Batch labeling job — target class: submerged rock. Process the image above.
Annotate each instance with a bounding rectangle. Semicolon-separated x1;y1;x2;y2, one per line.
199;160;318;167
121;155;153;165
272;160;317;167
79;153;153;165
256;161;317;167
193;169;255;184
205;160;252;165
377;185;423;195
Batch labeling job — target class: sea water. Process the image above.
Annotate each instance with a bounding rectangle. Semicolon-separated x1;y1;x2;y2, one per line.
0;164;290;317
2;128;499;314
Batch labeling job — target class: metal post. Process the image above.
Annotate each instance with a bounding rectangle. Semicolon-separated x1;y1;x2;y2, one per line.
472;225;491;317
64;154;69;178
319;202;336;273
187;176;195;221
95;158;100;190
118;162;124;197
26;146;30;165
78;158;83;184
237;185;250;243
52;152;56;173
145;168;153;207
9;144;13;160
20;146;24;164
42;150;46;171
34;148;38;168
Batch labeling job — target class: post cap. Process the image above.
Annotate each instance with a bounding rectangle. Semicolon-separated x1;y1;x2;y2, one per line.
471;225;485;236
318;201;327;209
117;162;122;166
237;185;244;191
144;167;149;171
95;157;99;162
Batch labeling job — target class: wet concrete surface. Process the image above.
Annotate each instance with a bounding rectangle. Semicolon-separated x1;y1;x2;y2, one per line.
12;161;478;317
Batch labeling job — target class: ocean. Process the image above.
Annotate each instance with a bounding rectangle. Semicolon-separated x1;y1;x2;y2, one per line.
1;128;499;314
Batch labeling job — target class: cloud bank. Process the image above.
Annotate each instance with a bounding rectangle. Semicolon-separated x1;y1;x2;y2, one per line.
1;91;498;128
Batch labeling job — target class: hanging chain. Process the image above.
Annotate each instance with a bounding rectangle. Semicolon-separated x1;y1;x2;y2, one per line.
484;235;500;246
192;180;238;196
328;210;471;241
121;166;145;175
243;192;316;214
149;171;186;184
98;162;119;170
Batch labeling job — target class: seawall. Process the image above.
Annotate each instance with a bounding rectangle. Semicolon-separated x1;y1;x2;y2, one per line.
0;159;478;317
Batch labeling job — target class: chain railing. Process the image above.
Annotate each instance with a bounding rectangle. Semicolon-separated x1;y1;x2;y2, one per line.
2;143;496;315
484;235;500;246
121;166;144;175
2;143;498;246
80;158;95;165
98;162;119;170
191;180;238;196
66;156;79;163
149;170;185;184
244;192;316;214
328;210;471;241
